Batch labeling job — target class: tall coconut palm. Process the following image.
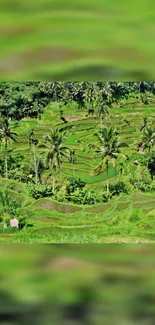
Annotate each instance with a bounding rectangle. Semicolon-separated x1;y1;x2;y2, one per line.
147;152;155;180
90;127;128;193
69;149;77;178
31;138;42;185
26;126;45;184
44;129;71;193
100;82;113;105
0;117;18;179
84;83;100;114
96;102;109;130
142;126;155;154
28;128;35;150
26;127;39;184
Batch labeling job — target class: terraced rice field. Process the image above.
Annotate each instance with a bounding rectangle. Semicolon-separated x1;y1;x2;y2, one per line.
11;103;155;186
0;102;155;243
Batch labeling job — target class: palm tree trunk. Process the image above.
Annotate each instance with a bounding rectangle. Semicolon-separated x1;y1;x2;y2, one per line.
5;139;8;179
33;145;38;185
106;160;109;193
101;114;103;131
73;167;75;179
52;174;55;194
147;146;151;169
5;150;8;179
115;159;117;184
35;162;38;185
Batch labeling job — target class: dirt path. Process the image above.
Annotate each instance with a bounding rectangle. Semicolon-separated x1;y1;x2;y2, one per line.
65;116;95;122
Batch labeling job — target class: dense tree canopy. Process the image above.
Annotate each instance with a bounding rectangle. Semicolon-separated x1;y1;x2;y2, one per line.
0;82;155;120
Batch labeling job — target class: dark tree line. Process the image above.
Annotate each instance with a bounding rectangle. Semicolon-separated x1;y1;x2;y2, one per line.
0;82;50;120
0;81;155;121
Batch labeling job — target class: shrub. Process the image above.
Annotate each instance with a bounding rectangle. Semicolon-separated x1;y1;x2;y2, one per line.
68;189;111;205
66;177;85;195
56;185;112;205
130;166;153;192
150;181;155;191
27;183;53;199
103;181;130;196
138;222;151;231
130;178;153;192
69;189;88;204
81;189;98;205
101;191;112;203
141;92;150;105
0;214;10;228
0;190;21;216
119;99;125;107
136;165;151;182
18;215;27;229
54;189;67;202
128;209;142;223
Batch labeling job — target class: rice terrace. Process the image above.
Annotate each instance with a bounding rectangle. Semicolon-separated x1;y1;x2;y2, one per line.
0;81;155;243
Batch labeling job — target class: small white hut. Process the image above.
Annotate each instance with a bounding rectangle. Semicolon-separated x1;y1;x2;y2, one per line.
10;218;19;229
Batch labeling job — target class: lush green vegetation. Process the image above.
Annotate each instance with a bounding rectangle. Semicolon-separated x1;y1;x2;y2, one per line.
0;81;155;243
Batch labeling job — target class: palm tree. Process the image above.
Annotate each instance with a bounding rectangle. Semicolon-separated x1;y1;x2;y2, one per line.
117;157;127;179
44;129;71;193
96;102;109;130
31;138;42;185
100;82;113;104
141;91;150;105
69;149;76;164
147;151;155;180
69;149;77;179
90;127;128;193
142;126;155;154
72;82;86;110
84;83;100;114
26;127;39;184
28;128;35;150
0;117;18;179
140;116;148;132
26;126;45;184
33;154;45;185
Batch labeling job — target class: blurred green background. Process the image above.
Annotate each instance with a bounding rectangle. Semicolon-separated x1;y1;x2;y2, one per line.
1;244;155;324
0;0;155;80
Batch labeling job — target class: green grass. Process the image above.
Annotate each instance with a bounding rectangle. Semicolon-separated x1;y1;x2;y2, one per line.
1;179;155;243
